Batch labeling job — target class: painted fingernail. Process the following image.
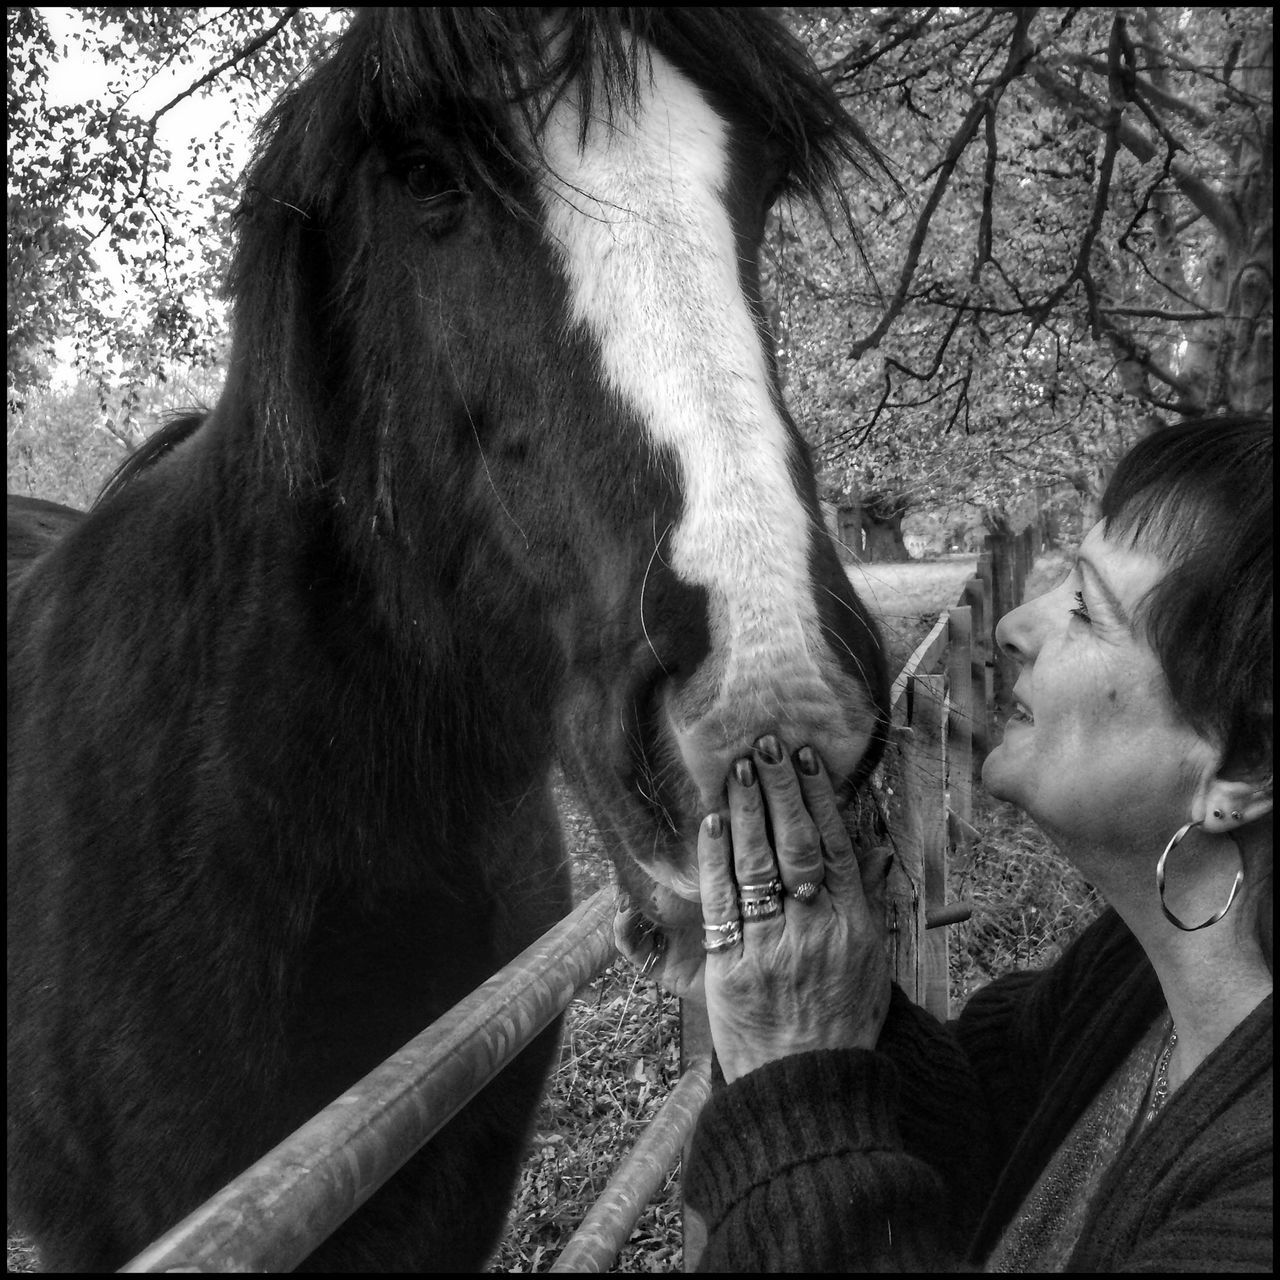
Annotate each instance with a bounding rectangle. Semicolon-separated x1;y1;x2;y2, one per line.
754;734;782;764
796;746;820;775
734;758;756;787
705;813;723;839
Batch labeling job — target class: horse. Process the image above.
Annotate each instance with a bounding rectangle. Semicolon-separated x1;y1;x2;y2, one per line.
7;8;889;1272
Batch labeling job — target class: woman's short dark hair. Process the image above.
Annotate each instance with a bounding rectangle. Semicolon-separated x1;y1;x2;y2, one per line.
1101;414;1272;776
1101;414;1272;966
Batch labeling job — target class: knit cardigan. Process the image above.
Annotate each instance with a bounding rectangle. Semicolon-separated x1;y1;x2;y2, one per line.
685;908;1273;1271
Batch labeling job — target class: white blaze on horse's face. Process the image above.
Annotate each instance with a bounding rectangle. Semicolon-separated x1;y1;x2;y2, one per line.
538;44;874;813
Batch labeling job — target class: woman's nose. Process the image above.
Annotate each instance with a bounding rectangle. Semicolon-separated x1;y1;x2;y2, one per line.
995;596;1040;665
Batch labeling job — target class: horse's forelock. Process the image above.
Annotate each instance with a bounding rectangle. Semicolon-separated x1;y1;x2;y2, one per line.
236;9;884;231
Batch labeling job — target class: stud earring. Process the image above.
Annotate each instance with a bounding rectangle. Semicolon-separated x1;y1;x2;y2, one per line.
1230;810;1242;821
1212;809;1223;819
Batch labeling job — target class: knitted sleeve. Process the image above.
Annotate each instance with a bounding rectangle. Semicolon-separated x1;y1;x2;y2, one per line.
685;985;996;1271
684;912;1141;1272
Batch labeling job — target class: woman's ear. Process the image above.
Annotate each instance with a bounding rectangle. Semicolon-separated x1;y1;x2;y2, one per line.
1200;767;1273;835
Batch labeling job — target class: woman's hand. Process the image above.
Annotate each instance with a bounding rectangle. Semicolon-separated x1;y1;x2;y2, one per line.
699;737;892;1083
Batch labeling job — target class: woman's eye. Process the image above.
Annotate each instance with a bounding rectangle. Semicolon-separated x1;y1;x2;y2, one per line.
1069;590;1092;623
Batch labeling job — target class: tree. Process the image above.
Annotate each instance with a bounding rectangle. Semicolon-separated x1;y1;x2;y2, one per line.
770;7;1272;555
6;6;337;433
7;7;1271;513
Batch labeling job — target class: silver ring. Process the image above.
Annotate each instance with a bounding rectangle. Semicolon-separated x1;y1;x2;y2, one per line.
702;919;743;953
792;881;821;903
739;894;783;921
737;877;782;897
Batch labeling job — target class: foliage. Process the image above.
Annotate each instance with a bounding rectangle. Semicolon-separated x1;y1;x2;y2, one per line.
7;8;1270;517
772;7;1272;528
6;6;338;433
7;369;224;507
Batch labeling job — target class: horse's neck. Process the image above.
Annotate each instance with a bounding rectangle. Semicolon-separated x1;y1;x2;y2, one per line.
205;434;560;800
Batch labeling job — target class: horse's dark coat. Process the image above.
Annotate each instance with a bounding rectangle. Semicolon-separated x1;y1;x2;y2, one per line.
7;496;86;586
8;8;888;1272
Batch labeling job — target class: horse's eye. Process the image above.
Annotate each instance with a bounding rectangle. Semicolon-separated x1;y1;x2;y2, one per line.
405;162;464;206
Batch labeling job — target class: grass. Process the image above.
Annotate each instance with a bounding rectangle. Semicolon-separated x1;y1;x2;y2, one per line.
488;779;686;1273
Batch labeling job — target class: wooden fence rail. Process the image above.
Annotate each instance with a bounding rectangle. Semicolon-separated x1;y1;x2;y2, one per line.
876;521;1044;1020
118;525;1047;1274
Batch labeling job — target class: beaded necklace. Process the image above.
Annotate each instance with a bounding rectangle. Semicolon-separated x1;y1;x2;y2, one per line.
1143;1025;1178;1127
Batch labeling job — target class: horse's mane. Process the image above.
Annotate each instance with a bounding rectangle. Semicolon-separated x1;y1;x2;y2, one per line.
93;412;206;509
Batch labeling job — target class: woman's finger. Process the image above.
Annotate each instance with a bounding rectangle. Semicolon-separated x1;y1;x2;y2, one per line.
752;735;824;899
697;809;741;958
727;757;785;928
794;746;863;902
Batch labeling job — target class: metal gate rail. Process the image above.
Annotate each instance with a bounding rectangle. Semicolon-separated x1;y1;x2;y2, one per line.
549;1057;712;1272
119;890;617;1272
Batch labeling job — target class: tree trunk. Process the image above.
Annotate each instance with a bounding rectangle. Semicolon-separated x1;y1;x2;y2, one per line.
1176;28;1273;414
862;509;910;562
832;500;863;564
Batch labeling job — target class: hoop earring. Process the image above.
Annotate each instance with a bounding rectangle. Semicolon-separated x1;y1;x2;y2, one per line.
1156;819;1245;932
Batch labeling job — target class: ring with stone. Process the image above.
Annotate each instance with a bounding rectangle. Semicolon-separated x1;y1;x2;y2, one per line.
738;893;783;921
702;919;743;953
791;881;822;904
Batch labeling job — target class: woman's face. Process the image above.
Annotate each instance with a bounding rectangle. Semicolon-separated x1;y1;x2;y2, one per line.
982;521;1216;853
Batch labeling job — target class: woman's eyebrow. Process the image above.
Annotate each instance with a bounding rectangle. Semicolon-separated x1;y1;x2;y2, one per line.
1075;553;1133;629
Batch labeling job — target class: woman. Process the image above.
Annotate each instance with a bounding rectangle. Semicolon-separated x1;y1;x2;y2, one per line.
626;414;1272;1270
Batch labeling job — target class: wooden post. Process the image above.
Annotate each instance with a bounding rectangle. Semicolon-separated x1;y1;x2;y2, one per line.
988;533;1017;722
946;605;974;861
909;674;950;1021
882;725;923;1003
1017;528;1033;601
960;577;990;778
838;500;863;564
975;549;996;737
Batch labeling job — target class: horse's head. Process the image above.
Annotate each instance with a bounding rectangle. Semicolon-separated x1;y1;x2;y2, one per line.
538;14;891;953
227;10;888;949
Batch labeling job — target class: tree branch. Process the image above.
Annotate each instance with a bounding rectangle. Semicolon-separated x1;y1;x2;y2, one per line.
821;8;939;83
1027;65;1244;241
1049;51;1215;130
133;8;304;204
849;8;1041;361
